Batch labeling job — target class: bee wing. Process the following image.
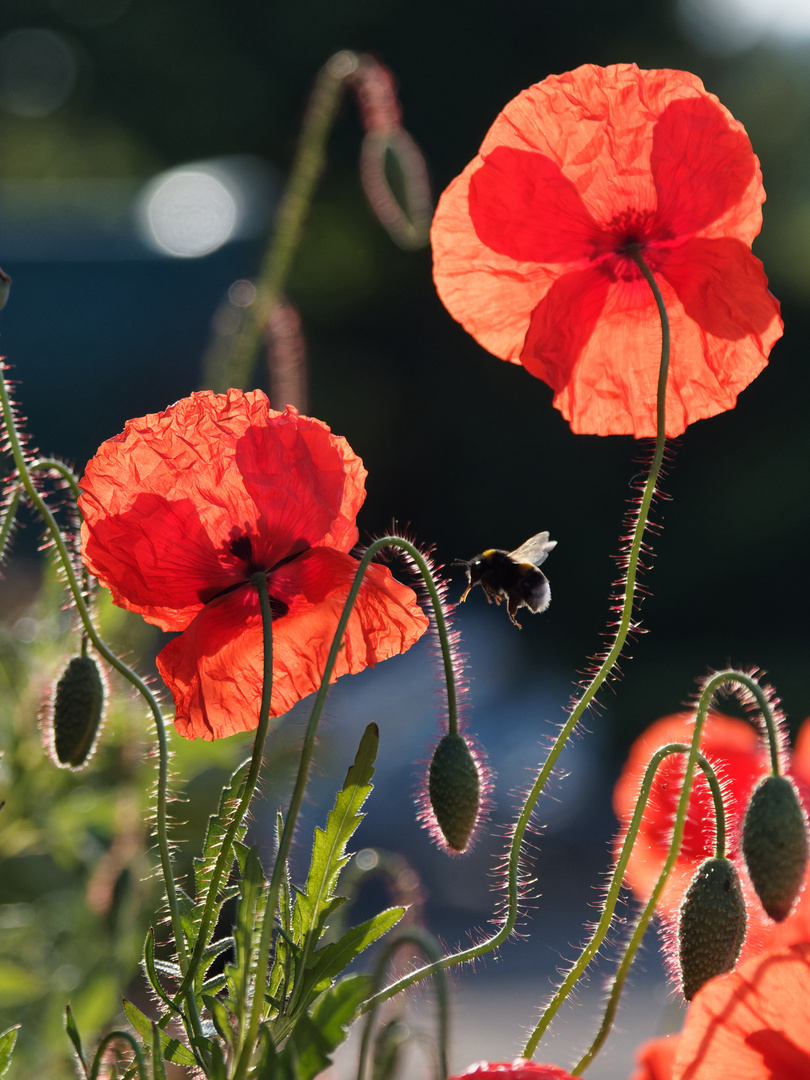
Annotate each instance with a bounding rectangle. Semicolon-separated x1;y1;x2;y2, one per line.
509;531;557;567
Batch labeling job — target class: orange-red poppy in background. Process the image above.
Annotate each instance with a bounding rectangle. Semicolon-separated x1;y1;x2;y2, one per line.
79;390;428;740
613;712;810;964
432;64;783;438
630;1034;679;1080
672;942;810;1080
449;1061;575;1080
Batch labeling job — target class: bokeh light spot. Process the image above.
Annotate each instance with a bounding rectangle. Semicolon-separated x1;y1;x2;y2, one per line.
0;28;77;118
680;0;810;52
138;169;238;258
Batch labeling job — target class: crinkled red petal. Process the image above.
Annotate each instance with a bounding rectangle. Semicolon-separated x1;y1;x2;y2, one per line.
80;391;367;630
469;146;599;263
651;96;757;238
157;548;428;740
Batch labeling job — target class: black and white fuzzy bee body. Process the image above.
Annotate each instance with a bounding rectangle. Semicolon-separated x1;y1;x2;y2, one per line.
454;531;556;628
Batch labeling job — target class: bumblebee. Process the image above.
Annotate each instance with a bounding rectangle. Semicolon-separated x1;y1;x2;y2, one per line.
454;531;556;628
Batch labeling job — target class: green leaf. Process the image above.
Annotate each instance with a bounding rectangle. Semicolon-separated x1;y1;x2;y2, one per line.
305;907;405;990
292;724;379;967
142;928;182;1016
193;759;253;916
0;1026;20;1078
64;1006;87;1073
225;844;267;1018
122;1000;197;1068
201;994;234;1049
280;974;376;1080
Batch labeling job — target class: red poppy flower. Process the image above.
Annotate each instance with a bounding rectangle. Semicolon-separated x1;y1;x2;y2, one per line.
79;390;428;740
431;64;782;437
672;942;810;1080
449;1061;575;1080
613;712;810;963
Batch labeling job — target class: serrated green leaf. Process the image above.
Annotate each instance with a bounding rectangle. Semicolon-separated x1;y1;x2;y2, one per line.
305;907;405;990
122;1000;197;1068
226;845;267;1018
194;760;253;912
280;974;376;1080
292;724;379;970
0;1025;19;1078
64;1005;87;1072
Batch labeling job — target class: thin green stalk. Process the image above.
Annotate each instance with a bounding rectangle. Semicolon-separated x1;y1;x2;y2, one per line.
178;572;273;1001
523;741;722;1064
208;50;360;391
0;483;22;559
572;668;766;1074
361;248;672;1015
0;370;186;966
232;536;454;1078
90;1031;147;1080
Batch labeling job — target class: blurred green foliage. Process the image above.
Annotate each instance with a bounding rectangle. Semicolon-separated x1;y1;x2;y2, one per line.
0;560;245;1077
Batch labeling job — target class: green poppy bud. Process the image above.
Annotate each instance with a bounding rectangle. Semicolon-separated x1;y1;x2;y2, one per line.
678;856;746;1001
49;654;105;768
742;774;809;922
428;733;481;853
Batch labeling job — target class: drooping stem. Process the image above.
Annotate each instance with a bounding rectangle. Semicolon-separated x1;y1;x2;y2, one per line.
572;668;769;1074
204;50;360;391
526;740;723;1066
0;368;187;972
357;930;449;1080
361;247;671;1015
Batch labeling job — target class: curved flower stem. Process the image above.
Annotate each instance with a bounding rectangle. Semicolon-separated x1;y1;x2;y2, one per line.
206;50;360;392
0;483;22;560
90;1030;147;1080
572;668;768;1074
0;369;187;970
231;536;456;1078
179;572;273;1007
361;249;671;1015
30;456;84;503
356;930;449;1080
523;740;722;1066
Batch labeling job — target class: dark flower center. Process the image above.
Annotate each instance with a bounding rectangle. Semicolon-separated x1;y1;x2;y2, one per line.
201;532;312;619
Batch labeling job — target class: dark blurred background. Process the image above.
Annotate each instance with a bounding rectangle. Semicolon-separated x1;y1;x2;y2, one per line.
0;0;808;1075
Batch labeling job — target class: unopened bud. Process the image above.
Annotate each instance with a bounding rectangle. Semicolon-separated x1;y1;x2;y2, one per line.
742;774;809;922
428;733;481;853
678;856;746;1001
49;654;105;768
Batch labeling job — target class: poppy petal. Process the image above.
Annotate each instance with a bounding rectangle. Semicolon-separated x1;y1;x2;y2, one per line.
80;391;368;630
432;63;782;436
651;96;759;239
469;146;599;264
157;548;428;740
673;944;810;1080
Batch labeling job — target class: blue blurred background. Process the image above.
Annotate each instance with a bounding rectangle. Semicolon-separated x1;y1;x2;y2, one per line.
0;0;808;1075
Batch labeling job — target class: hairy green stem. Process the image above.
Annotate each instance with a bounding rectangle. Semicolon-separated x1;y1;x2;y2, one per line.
0;371;187;967
179;574;273;1006
573;668;767;1073
361;248;671;1016
526;741;722;1068
229;575;276;1080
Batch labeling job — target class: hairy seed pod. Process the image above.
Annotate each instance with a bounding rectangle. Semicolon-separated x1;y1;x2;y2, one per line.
678;856;747;1001
742;774;809;922
50;654;105;768
428;733;481;853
